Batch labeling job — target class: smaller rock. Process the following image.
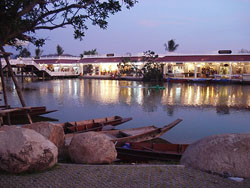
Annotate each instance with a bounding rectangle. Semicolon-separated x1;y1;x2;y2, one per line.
22;122;65;155
0;125;19;131
68;132;117;164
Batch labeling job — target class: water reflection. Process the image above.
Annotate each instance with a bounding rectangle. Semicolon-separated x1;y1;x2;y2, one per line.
4;78;250;143
5;79;250;115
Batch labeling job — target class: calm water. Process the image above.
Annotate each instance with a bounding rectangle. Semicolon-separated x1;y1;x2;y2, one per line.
5;78;250;144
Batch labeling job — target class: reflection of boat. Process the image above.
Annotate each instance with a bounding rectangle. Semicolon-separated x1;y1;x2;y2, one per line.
102;119;182;144
57;116;132;133
116;142;189;162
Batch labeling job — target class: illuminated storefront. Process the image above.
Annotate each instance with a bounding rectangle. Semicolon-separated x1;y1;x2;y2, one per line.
7;54;250;81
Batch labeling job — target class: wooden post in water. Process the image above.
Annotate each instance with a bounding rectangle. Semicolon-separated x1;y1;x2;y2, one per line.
0;47;33;124
31;66;34;81
21;67;24;83
0;55;11;125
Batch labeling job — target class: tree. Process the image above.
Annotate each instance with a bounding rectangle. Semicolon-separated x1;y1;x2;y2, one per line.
35;48;42;59
80;48;98;58
164;39;179;52
0;0;137;49
117;57;136;75
56;45;64;56
0;0;136;113
141;50;163;82
18;48;31;57
239;49;250;53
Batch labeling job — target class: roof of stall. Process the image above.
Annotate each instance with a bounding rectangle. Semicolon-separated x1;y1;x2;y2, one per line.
34;58;78;64
33;54;250;64
78;56;144;63
156;54;250;62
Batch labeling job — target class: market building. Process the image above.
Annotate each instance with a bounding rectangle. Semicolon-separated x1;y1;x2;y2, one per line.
3;53;250;82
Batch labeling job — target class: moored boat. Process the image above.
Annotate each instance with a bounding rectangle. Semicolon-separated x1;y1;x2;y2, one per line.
116;142;189;162
1;106;57;117
64;119;182;150
100;118;182;143
58;116;132;133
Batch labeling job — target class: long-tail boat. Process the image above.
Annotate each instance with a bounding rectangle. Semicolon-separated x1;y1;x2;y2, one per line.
58;116;132;133
102;119;182;144
116;142;189;162
65;118;182;145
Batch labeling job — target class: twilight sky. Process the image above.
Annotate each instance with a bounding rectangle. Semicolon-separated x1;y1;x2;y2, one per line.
7;0;250;56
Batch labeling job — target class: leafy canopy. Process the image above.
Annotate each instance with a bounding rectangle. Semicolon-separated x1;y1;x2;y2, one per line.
142;50;163;82
56;44;64;56
0;0;137;48
80;48;98;57
164;39;179;52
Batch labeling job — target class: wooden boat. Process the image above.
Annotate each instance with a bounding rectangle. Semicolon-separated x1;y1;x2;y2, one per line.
57;116;132;133
101;118;182;144
116;142;189;162
0;106;57;117
64;119;182;148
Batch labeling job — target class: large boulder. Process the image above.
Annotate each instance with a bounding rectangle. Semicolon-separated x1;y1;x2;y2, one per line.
181;133;250;178
0;125;18;131
0;127;58;173
22;122;65;153
68;132;117;164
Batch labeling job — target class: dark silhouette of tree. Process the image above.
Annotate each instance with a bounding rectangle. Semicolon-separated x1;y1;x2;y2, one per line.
141;50;163;82
18;48;31;57
80;49;98;58
164;39;179;52
0;0;137;50
56;45;64;56
238;49;250;53
35;48;42;59
0;0;136;111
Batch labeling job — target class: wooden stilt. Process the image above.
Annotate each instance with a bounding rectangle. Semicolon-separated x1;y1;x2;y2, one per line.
21;67;24;83
0;47;32;124
31;66;34;81
0;56;11;125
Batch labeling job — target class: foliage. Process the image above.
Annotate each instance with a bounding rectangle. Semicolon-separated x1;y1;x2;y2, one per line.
56;45;64;56
164;39;179;52
18;48;31;57
141;50;163;82
80;48;98;58
238;49;250;53
35;48;42;59
117;56;139;75
83;64;93;74
0;0;137;49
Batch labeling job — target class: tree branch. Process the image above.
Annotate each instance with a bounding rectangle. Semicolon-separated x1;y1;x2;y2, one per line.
17;0;44;18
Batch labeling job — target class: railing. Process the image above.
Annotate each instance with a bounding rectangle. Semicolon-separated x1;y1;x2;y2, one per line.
1;59;79;77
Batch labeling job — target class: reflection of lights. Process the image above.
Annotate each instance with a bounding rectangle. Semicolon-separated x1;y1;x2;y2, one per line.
73;81;78;96
176;88;181;97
